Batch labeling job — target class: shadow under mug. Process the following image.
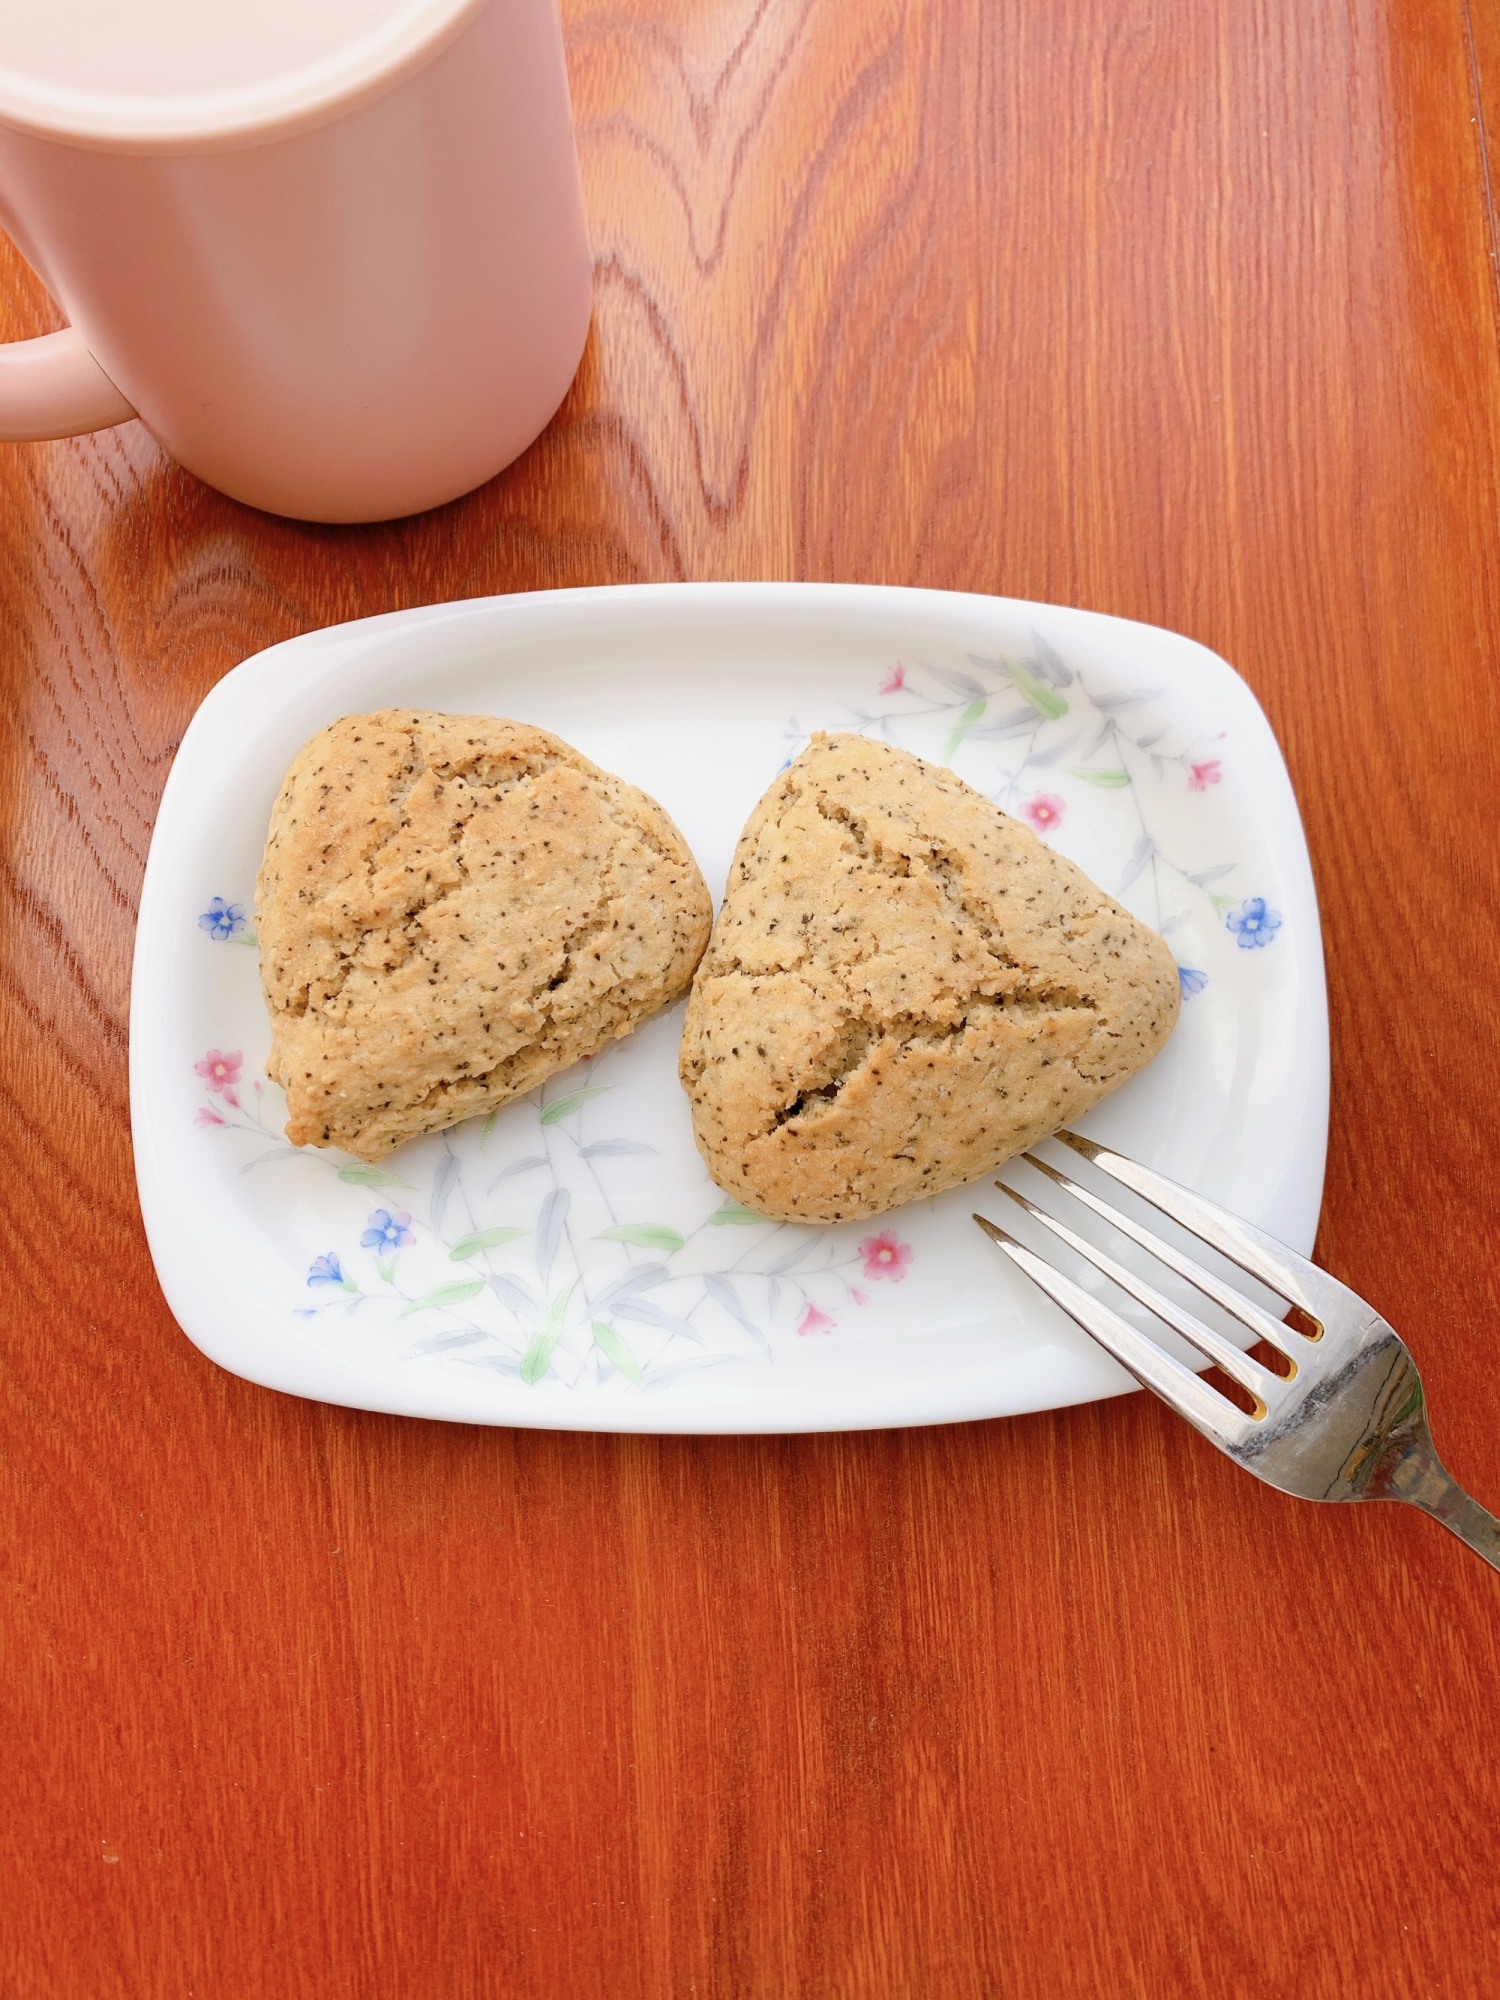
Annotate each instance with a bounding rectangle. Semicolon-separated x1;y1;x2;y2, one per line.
0;0;592;523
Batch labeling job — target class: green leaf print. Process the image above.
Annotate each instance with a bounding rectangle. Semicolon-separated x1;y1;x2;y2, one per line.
539;1086;612;1126
397;1279;486;1318
1068;766;1132;789
708;1200;767;1226
520;1283;575;1386
338;1162;416;1189
595;1223;685;1254
1003;657;1069;721
449;1227;526;1262
591;1321;642;1385
942;698;986;763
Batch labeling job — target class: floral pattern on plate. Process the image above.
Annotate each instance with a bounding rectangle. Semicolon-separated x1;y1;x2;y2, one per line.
191;632;1285;1397
198;896;257;945
195;1038;913;1390
803;639;1284;1001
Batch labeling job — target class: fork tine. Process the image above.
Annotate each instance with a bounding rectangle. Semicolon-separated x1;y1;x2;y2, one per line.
1018;1152;1316;1363
993;1182;1287;1412
973;1215;1256;1447
1055;1130;1341;1322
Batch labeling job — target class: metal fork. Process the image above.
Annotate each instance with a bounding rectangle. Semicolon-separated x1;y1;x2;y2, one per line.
974;1130;1500;1573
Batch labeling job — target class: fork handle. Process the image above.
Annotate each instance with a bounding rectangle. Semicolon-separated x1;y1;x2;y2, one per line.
1379;1443;1500;1574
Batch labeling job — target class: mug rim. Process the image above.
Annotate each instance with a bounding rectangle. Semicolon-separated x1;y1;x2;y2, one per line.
0;0;488;156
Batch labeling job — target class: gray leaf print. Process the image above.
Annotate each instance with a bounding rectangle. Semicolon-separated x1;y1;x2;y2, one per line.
1093;689;1163;713
1021;730;1081;770
410;1329;490;1356
766;1238;818;1276
536;1188;570;1287
592;1264;671;1313
1119;835;1155;895
925;662;986;701
1027;631;1075;689
703;1274;769;1353
487;1274;542;1317
612;1298;706;1344
430;1151;460;1235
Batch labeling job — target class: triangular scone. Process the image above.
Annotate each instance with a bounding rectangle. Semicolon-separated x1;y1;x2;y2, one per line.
257;710;711;1161
679;733;1180;1222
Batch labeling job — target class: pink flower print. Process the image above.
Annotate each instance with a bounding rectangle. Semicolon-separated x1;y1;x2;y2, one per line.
1021;792;1065;835
851;1287;870;1307
859;1231;913;1283
195;1048;243;1108
1188;759;1222;793
194;1106;225;1128
798;1303;836;1337
879;663;906;694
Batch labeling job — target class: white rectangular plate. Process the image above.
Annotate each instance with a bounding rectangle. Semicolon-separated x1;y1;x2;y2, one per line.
131;583;1327;1433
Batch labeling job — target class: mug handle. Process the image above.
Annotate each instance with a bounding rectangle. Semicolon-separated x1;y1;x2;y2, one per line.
0;326;136;441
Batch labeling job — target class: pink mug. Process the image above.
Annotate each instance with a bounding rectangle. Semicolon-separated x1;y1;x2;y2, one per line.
0;0;592;521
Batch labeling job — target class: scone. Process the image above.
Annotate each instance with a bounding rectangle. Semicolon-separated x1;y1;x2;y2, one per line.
679;733;1180;1222
257;710;712;1160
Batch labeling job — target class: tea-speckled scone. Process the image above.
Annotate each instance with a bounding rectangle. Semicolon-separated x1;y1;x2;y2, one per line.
679;733;1179;1222
257;710;712;1160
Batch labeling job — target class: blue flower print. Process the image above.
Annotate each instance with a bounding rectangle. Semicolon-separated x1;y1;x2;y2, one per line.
308;1253;346;1287
199;896;246;940
1177;967;1209;996
1226;897;1281;949
361;1208;415;1254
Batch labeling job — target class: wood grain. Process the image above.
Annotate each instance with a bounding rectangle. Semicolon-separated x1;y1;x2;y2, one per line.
4;1;1500;1993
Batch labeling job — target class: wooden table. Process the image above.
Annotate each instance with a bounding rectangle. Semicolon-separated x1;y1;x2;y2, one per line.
5;1;1499;1993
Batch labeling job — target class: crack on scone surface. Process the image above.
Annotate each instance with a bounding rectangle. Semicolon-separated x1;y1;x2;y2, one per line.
355;890;641;1150
272;719;565;1022
812;791;1023;968
752;782;1100;1133
311;724;561;1017
769;989;1099;1131
773;1021;875;1125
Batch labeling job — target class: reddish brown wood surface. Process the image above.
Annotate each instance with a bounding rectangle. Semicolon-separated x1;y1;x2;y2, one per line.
4;1;1500;1993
